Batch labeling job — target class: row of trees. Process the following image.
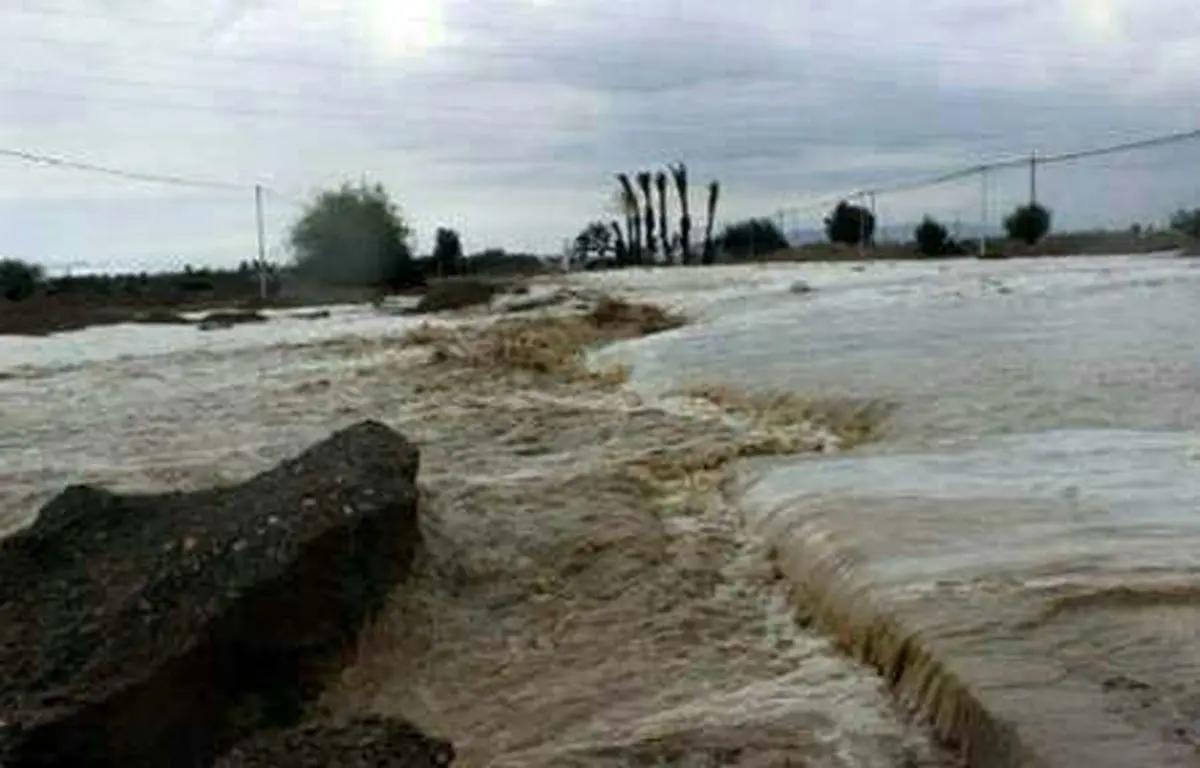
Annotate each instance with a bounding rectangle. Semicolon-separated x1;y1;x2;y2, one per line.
1169;208;1200;239
288;182;531;287
574;164;721;268
615;164;721;266
6;180;1199;305
913;203;1052;257
820;200;1053;255
572;194;1062;266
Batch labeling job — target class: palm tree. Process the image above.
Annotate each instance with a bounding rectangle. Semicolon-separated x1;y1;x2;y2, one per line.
702;179;720;265
655;170;670;264
636;171;656;264
669;162;691;265
616;173;640;266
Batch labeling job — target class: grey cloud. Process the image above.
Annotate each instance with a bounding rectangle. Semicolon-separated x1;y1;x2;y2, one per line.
2;0;1199;266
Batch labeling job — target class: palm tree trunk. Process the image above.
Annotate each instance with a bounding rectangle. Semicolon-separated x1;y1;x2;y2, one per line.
636;171;656;264
655;171;670;265
671;163;691;265
610;221;627;267
616;174;640;266
702;180;720;265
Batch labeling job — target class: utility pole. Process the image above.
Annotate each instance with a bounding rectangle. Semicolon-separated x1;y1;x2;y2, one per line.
1029;150;1038;205
857;192;868;257
868;191;877;246
254;184;267;301
979;168;988;259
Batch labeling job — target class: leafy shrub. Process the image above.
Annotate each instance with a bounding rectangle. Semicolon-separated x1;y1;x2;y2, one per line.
1003;203;1052;245
1169;208;1200;239
825;201;875;246
914;216;950;256
431;227;465;277
290;182;422;288
716;218;789;258
0;258;43;301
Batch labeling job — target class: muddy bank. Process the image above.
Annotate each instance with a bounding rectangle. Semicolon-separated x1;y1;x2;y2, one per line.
0;295;314;337
215;716;455;767
0;274;538;337
0;422;432;766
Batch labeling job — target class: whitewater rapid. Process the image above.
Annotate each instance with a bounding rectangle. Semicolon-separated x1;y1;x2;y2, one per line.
585;254;1200;764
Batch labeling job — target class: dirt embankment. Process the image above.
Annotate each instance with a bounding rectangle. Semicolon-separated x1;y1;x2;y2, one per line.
0;422;433;766
0;275;539;337
0;293;325;337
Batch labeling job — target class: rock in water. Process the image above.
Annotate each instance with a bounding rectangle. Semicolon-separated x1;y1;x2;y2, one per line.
215;716;455;767
0;421;422;767
196;310;268;331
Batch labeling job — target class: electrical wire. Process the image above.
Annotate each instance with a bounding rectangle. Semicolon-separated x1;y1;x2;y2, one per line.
0;147;251;190
778;127;1200;215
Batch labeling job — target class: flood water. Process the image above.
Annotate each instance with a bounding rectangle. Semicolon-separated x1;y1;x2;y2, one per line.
0;275;954;766
586;254;1200;765
4;254;1198;764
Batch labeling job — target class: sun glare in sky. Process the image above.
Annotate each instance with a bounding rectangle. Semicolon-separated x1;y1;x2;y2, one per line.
364;0;450;59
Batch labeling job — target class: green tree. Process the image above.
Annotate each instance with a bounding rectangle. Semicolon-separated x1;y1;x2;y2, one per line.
1168;208;1200;239
824;201;875;246
0;258;43;301
289;182;420;287
716;218;789;259
432;227;464;277
914;216;950;256
1003;202;1052;245
572;221;614;266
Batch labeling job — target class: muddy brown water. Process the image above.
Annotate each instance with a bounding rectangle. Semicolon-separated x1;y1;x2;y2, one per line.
11;256;1196;765
0;285;956;767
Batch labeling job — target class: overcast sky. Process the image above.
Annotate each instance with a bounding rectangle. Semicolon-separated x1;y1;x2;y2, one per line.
1;0;1198;272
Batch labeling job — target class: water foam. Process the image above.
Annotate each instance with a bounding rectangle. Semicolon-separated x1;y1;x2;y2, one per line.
741;466;1200;766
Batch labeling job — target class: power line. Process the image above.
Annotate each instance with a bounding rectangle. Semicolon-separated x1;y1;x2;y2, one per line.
790;126;1200;214
0;147;251;190
6;122;1196;205
1038;128;1200;167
